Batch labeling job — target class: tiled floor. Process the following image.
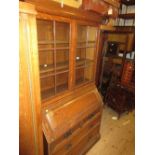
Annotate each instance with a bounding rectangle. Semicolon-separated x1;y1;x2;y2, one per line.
86;106;135;155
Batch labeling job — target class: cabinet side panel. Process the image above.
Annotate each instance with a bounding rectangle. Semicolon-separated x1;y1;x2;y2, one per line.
19;2;43;155
19;12;36;155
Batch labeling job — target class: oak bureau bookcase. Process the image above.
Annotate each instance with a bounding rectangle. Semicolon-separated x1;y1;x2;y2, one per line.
20;0;104;155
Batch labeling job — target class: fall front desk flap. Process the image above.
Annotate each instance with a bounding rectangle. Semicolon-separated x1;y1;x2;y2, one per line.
42;89;102;143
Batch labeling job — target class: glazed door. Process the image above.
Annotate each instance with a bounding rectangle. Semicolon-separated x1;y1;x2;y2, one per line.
75;24;98;86
37;19;70;100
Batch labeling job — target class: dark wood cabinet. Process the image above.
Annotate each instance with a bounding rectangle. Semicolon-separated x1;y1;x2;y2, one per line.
121;60;135;91
105;84;135;117
98;30;135;96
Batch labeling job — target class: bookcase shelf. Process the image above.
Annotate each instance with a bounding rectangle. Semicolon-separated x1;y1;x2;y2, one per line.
119;13;135;19
121;0;135;5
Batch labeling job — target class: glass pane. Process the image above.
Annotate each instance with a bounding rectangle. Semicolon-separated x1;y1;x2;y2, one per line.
37;20;54;49
76;48;86;67
86;48;95;61
75;68;85;85
39;50;55;74
56;49;69;73
75;25;96;86
55;21;70;48
84;64;94;82
40;76;55;100
87;26;97;48
87;27;97;41
56;72;68;94
77;25;87;47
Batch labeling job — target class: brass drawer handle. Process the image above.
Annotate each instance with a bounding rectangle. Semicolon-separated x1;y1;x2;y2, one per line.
87;113;95;120
89;122;97;129
88;135;92;142
64;130;72;139
65;143;72;150
79;122;83;128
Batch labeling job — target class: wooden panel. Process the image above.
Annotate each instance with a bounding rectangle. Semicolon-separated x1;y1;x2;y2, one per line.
19;14;36;155
47;111;101;155
71;124;100;155
25;0;102;23
119;13;135;19
107;33;127;43
95;31;105;86
52;0;82;8
19;2;43;155
85;65;94;81
82;0;109;15
106;31;134;52
51;137;72;154
70;114;101;147
100;25;116;31
104;0;120;8
121;60;134;86
42;90;102;142
126;33;134;51
82;0;120;18
69;20;76;89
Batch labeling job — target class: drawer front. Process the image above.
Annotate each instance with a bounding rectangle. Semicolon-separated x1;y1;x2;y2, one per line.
52;124;100;155
70;124;100;155
51;111;101;154
52;141;72;155
51;112;101;155
71;112;101;147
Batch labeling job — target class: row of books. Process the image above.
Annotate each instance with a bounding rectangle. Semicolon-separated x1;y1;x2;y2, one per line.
120;4;135;14
114;18;135;26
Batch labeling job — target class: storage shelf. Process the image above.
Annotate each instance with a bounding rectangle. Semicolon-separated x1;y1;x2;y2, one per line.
41;84;68;100
39;47;69;51
40;62;68;73
119;13;135;19
77;41;96;44
108;41;126;44
38;41;69;44
114;26;135;32
40;59;94;78
76;78;90;85
121;0;135;5
39;40;96;45
40;62;69;78
77;45;95;49
40;70;69;79
76;59;94;69
105;55;123;59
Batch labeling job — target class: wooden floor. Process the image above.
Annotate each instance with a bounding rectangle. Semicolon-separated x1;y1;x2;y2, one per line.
86;105;135;155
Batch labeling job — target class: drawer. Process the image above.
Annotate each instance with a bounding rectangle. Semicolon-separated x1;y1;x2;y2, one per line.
51;112;101;154
50;123;100;155
70;124;100;155
52;141;72;155
71;112;101;147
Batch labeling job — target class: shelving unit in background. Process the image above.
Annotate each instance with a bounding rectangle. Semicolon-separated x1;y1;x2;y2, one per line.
114;0;135;26
98;29;135;96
